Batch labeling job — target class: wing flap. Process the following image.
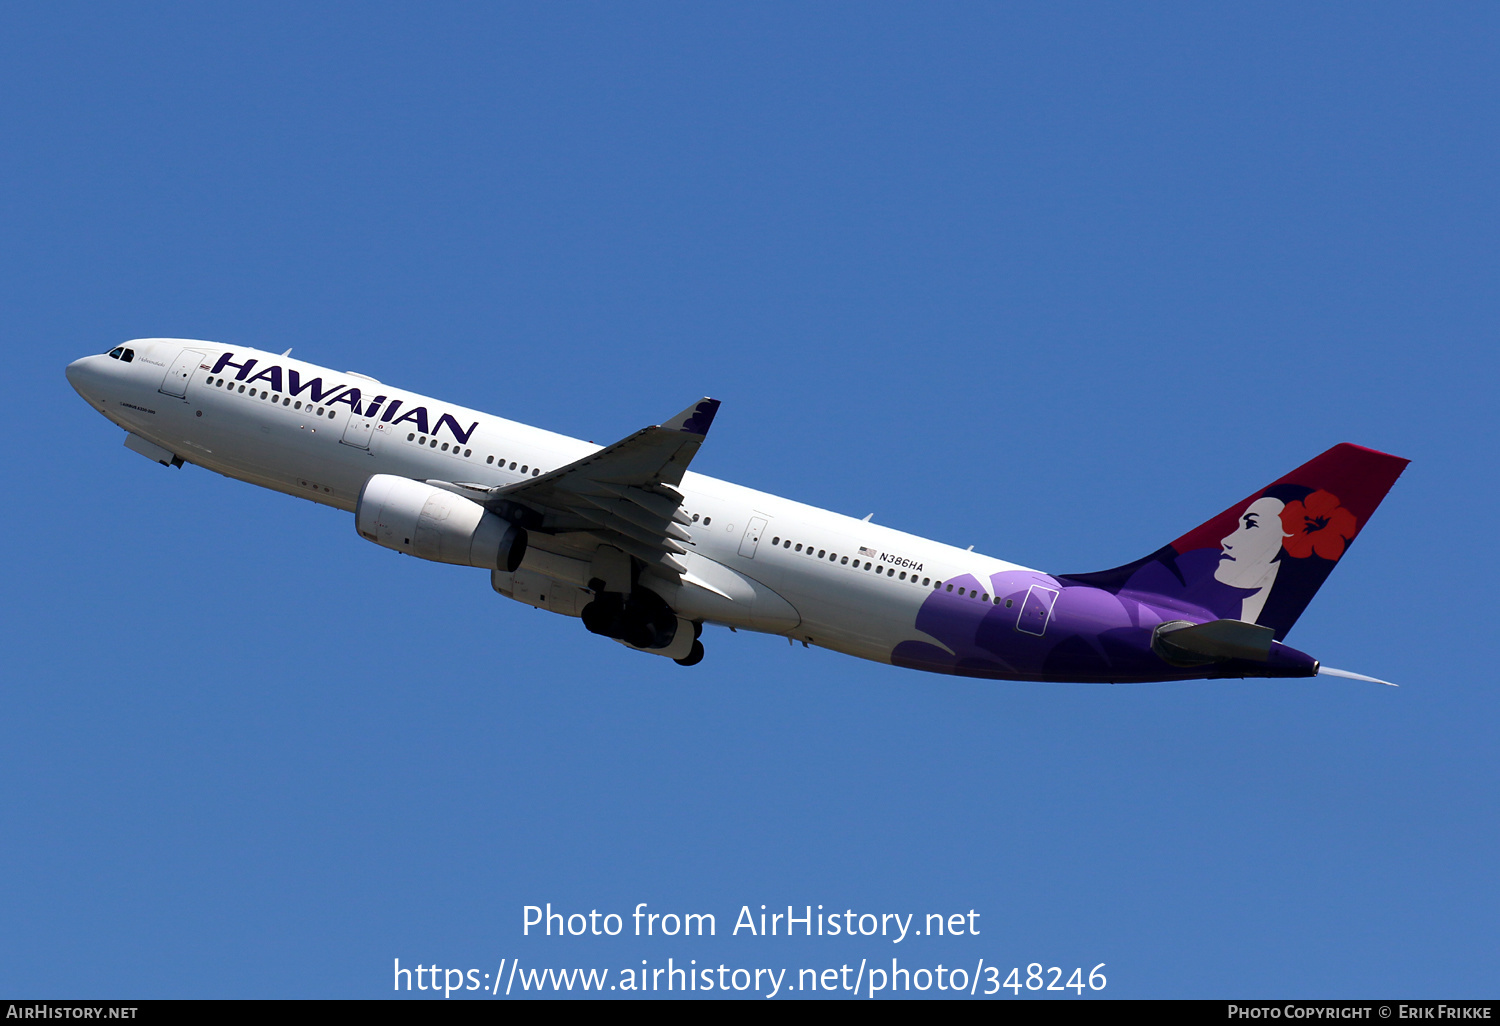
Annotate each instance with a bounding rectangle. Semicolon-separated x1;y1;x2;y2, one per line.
437;398;719;581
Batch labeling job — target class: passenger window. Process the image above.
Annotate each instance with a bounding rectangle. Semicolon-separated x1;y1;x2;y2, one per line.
818;550;825;558
946;584;953;592
795;544;802;552
899;571;907;580
840;556;847;564
532;469;539;476
408;433;415;441
509;462;517;470
922;578;930;586
1006;599;1013;607
864;562;871;570
487;455;494;464
693;514;700;522
238;385;246;393
283;397;290;406
993;596;1002;605
771;536;779;545
703;517;711;525
521;465;528;473
441;443;449;451
464;449;471;457
430;439;437;447
783;540;790;548
295;401;302;409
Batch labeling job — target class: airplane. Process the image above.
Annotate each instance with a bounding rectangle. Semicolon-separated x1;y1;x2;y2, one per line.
66;339;1407;684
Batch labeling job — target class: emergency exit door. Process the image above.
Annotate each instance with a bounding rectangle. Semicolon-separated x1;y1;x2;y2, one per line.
158;349;206;398
738;517;768;558
341;411;376;449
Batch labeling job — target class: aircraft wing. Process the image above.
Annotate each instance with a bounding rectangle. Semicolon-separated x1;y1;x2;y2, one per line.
429;398;720;576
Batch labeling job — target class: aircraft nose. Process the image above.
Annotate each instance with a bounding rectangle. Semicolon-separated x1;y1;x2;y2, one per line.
66;355;104;400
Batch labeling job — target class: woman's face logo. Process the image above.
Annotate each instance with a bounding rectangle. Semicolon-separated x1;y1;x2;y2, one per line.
1215;496;1290;589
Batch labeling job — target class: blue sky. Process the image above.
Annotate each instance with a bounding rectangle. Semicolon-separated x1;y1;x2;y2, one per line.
2;2;1496;999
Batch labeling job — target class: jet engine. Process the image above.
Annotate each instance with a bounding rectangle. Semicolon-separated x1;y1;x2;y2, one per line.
356;474;526;571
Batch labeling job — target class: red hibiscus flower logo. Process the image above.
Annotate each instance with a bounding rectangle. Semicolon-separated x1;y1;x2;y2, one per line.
1279;490;1358;560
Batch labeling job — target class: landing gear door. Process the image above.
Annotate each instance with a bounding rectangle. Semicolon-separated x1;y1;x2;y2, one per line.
738;516;768;558
159;349;206;398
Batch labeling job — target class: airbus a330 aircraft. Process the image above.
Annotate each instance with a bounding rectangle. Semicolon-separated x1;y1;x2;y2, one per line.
68;339;1407;683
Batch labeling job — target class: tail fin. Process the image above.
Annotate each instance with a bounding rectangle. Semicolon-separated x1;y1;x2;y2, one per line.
1062;443;1409;640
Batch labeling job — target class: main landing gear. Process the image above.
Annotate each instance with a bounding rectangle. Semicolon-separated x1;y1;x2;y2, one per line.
581;588;706;666
675;621;705;667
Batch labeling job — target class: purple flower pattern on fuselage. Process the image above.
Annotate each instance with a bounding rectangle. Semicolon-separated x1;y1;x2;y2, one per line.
891;555;1260;683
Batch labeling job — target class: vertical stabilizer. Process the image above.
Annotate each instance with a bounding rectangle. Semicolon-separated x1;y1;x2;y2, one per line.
1062;443;1408;639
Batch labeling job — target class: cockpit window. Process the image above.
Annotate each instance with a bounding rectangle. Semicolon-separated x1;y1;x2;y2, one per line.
121;348;135;363
107;347;124;359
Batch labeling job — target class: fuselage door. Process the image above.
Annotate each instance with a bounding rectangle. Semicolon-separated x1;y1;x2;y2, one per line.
341;411;377;449
158;349;206;398
1015;584;1060;636
738;516;768;558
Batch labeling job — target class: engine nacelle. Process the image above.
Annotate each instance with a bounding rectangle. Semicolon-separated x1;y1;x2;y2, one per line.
356;474;526;571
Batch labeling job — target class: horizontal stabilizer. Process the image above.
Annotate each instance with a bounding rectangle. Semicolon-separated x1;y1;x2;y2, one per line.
1153;618;1275;666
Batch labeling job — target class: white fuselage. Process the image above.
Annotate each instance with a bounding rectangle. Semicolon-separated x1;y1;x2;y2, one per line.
67;339;1038;668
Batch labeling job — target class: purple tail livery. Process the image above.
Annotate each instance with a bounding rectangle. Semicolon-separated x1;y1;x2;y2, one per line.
893;444;1408;683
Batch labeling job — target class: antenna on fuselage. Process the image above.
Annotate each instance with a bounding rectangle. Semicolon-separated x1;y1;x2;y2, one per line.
281;348;293;357
862;513;873;522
